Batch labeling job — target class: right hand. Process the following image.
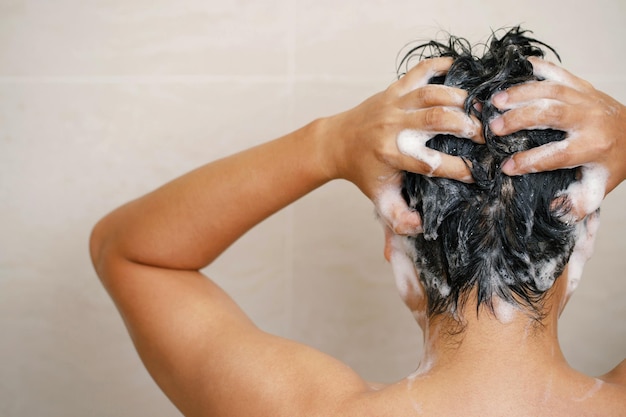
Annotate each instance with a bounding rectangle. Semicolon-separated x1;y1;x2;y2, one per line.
489;57;626;218
320;57;483;235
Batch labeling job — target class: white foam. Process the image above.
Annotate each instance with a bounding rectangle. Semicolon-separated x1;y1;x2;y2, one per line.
376;185;402;229
573;378;604;402
566;211;600;298
433;273;451;297
396;129;441;175
410;355;435;378
533;257;560;291
561;163;609;218
412;324;440;377
406;369;425;415
375;184;422;235
408;350;435;379
492;297;518;324
389;235;424;304
376;185;398;225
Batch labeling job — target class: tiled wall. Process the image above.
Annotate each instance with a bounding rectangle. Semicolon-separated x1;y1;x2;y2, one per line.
1;1;625;416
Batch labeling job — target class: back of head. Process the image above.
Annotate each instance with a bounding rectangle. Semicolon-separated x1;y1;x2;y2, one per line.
399;27;582;321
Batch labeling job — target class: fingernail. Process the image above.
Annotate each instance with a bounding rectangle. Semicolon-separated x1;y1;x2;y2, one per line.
490;117;503;133
502;158;516;175
492;91;508;107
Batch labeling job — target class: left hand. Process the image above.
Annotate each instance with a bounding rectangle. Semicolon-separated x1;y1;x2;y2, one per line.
489;57;626;218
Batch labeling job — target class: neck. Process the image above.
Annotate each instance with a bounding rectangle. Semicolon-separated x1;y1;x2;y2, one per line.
413;289;569;379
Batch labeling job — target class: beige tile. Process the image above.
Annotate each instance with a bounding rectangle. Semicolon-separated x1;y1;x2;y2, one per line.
0;80;292;414
0;79;293;282
0;266;181;417
207;209;292;336
478;0;626;77
553;76;626;374
290;78;390;130
290;178;424;382
293;0;626;80
293;0;495;78
2;0;626;411
0;0;291;76
560;185;626;375
0;80;292;276
0;80;292;222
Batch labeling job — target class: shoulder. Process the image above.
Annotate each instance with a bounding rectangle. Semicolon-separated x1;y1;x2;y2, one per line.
600;359;626;385
99;259;373;417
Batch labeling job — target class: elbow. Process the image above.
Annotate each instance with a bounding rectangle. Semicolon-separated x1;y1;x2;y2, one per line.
89;217;106;278
89;207;143;288
89;214;115;282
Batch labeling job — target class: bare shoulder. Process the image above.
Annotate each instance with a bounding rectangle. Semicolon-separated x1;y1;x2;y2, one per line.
98;257;372;417
601;359;626;385
595;359;626;415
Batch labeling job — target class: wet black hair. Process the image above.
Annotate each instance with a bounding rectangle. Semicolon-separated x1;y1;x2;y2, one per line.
399;27;578;321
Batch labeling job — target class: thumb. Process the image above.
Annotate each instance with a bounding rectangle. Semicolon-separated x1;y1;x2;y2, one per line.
375;184;423;236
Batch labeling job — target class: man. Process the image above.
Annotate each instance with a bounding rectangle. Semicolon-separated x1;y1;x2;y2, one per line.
90;28;626;416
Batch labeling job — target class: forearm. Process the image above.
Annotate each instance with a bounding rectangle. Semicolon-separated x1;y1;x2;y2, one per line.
90;58;482;275
91;118;334;272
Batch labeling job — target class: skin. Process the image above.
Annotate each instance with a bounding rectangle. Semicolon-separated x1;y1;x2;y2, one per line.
491;57;626;218
362;272;626;417
90;57;626;417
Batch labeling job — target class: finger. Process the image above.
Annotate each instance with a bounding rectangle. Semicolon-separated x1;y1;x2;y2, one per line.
528;57;594;92
489;100;579;136
394;57;454;96
501;134;604;176
375;184;423;236
502;140;571;175
406;106;483;143
491;80;587;111
400;150;473;183
398;84;468;110
429;153;474;183
395;130;473;182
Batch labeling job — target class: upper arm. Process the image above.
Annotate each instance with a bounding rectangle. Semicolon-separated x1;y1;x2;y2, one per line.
97;257;370;417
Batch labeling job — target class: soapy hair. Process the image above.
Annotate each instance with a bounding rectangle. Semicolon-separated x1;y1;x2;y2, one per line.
399;27;578;321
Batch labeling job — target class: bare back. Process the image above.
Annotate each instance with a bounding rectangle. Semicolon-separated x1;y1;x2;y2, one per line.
345;367;626;417
95;254;626;417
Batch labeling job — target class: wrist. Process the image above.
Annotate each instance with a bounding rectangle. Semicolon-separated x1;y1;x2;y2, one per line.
305;114;347;183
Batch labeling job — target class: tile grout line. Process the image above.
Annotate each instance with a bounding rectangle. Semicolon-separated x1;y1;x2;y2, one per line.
0;74;391;84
